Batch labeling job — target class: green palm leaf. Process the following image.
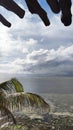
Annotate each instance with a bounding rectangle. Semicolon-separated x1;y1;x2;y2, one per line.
7;92;50;114
0;78;24;94
11;78;24;92
0;78;24;125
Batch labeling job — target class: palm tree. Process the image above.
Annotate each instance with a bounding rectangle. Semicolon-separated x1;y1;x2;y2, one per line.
0;78;24;124
0;78;50;126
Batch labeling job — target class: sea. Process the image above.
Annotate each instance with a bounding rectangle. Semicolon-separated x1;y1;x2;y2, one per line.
18;76;73;94
18;76;73;113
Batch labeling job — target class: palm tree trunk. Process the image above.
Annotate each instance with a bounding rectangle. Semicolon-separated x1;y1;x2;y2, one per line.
0;105;16;124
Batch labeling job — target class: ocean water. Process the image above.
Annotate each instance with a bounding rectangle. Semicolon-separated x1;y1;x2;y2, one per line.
1;76;73;113
18;77;73;113
18;77;73;94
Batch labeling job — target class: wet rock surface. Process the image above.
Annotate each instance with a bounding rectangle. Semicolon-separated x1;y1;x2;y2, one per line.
0;113;73;130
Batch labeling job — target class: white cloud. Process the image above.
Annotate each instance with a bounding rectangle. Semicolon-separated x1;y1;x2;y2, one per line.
0;45;73;75
22;48;29;54
25;38;37;46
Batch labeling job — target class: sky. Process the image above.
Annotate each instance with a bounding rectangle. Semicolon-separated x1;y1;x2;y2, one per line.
0;0;73;78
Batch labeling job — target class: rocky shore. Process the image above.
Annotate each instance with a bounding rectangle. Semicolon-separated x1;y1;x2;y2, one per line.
0;112;73;130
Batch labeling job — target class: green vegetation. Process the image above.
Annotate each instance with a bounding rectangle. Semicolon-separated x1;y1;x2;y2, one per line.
7;92;49;114
0;78;24;125
0;78;24;94
11;78;24;92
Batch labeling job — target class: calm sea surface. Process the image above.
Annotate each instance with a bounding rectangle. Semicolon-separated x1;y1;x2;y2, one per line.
18;77;73;113
18;77;73;94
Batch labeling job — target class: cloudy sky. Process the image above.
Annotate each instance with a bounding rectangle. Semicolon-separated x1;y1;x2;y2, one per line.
0;0;73;78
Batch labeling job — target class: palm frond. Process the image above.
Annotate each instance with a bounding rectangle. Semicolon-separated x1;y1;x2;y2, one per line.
25;93;49;108
7;93;50;114
0;78;24;94
0;105;16;124
0;91;8;107
11;78;24;92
